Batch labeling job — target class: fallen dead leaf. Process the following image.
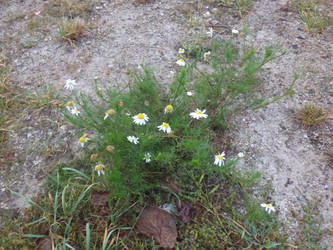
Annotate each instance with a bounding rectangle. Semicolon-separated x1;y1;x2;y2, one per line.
136;207;177;249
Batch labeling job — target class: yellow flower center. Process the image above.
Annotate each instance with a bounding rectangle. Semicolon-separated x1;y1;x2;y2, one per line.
179;59;184;62
137;113;145;119
179;48;184;53
66;101;73;107
265;204;272;208
166;105;173;111
216;155;222;159
162;123;169;128
73;108;78;113
68;81;73;85
107;109;115;116
204;53;209;57
196;111;203;115
79;137;86;143
95;164;103;171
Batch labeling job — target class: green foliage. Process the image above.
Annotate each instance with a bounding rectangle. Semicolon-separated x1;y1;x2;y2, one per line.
10;39;287;248
296;200;327;249
293;0;330;32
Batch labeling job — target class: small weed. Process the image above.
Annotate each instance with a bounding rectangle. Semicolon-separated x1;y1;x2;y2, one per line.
297;105;328;127
58;18;86;41
46;0;96;19
293;0;330;32
296;200;326;249
0;56;16;151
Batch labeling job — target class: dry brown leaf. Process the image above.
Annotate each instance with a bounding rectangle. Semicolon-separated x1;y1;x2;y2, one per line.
136;207;177;249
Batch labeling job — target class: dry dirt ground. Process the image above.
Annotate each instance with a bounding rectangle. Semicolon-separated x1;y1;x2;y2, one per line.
0;0;332;247
230;0;333;245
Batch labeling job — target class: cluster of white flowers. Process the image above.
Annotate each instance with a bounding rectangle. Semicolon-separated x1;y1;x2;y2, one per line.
77;45;276;215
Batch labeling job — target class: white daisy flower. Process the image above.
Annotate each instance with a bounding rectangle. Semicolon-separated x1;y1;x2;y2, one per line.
204;51;211;59
178;48;185;54
237;152;245;158
127;136;139;144
232;29;239;35
132;113;149;125
95;164;105;176
214;152;225;166
66;101;73;111
64;79;76;90
260;203;276;214
78;134;89;147
157;122;172;134
71;107;80;116
164;104;173;114
186;91;193;96
189;108;208;119
176;59;186;66
207;27;214;38
104;109;116;120
143;153;152;163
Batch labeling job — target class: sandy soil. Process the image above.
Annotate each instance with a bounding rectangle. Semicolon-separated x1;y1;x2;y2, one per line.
0;0;332;246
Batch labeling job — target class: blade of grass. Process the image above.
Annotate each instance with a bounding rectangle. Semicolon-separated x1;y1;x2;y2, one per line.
53;189;59;231
86;222;90;250
22;234;48;238
27;216;46;226
69;183;95;215
62;184;68;217
62;167;91;182
102;227;132;250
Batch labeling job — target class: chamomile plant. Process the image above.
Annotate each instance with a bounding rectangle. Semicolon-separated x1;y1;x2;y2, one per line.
21;39;283;249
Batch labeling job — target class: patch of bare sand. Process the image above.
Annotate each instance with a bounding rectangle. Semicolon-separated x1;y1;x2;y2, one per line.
227;0;333;246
